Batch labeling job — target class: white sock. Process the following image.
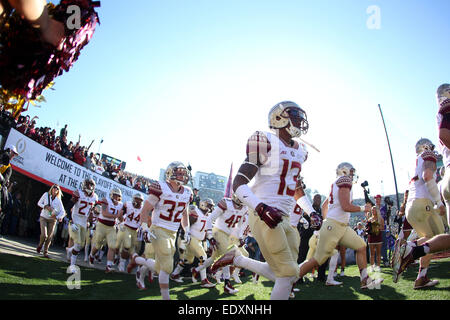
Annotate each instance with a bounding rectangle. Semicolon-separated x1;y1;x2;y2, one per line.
139;265;148;282
119;258;127;265
172;262;184;276
233;267;241;276
84;245;89;259
360;268;368;281
200;268;207;280
271;277;295;300
159;271;170;300
107;260;113;267
328;252;339;282
222;266;231;280
234;255;276;282
418;267;428;279
70;253;78;265
196;257;214;272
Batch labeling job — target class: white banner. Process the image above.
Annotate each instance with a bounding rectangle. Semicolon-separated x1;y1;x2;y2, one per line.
4;128;146;202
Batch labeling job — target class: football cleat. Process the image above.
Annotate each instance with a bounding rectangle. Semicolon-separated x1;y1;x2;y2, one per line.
36;245;42;254
118;261;126;273
105;265;114;273
224;280;239;295
127;254;138;274
191;267;200;283
170;274;184;283
211;246;241;274
360;276;384;289
326;279;343;286
135;269;146;290
88;254;95;266
392;239;413;283
200;279;216;288
414;276;439;290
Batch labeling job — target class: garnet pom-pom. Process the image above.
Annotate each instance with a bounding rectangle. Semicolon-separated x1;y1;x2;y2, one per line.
0;0;101;107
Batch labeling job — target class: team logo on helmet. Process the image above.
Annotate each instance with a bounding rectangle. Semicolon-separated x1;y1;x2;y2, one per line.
336;162;358;184
110;187;122;203
268;101;309;138
231;193;244;208
132;193;144;209
165;161;190;186
415;138;435;155
199;198;215;213
437;83;450;111
81;178;96;196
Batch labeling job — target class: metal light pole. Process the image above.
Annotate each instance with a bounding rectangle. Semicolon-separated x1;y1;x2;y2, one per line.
377;104;400;210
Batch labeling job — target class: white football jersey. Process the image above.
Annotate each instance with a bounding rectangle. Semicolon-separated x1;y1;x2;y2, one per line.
98;197;124;226
208;198;248;236
190;207;208;241
248;131;307;215
149;181;192;232
326;176;353;224
71;190;98;227
123;201;142;230
407;151;438;202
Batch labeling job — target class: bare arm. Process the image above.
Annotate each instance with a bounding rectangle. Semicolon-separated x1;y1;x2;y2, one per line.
338;187;369;213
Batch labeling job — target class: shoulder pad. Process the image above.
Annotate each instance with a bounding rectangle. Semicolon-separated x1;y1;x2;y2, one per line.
148;181;163;198
336;176;353;189
421;151;438;163
218;199;228;211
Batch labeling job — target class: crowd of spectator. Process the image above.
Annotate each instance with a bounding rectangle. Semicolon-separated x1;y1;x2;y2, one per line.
12;114;157;194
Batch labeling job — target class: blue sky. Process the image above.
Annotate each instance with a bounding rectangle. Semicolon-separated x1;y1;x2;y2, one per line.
27;0;450;201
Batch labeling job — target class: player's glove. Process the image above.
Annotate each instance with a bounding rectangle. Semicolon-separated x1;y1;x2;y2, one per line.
310;212;322;230
255;203;285;229
71;223;79;233
238;237;246;247
143;230;156;243
183;232;191;245
208;236;218;251
299;217;310;229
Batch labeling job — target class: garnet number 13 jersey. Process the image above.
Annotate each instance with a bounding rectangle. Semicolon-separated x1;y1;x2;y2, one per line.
248;131;308;215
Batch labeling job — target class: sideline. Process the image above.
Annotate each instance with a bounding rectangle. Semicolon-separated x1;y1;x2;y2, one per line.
0;235;112;272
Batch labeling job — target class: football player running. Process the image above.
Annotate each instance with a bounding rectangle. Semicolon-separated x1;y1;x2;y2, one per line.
296;163;378;289
66;178;98;272
394;84;450;284
170;198;216;288
212;101;319;300
116;193;145;272
127;161;192;300
89;187;124;273
193;194;248;294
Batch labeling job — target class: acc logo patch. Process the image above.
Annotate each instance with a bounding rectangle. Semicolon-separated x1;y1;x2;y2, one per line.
327;226;332;231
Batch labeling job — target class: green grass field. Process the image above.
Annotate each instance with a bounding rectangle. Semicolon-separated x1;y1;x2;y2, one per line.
0;253;449;300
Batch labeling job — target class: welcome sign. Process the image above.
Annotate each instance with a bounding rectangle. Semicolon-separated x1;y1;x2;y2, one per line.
4;128;146;202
